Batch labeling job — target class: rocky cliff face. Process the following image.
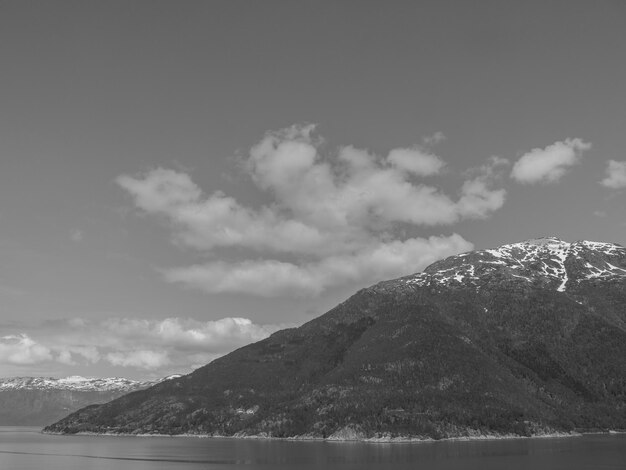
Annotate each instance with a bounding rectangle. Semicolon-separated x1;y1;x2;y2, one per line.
45;238;626;439
0;376;162;425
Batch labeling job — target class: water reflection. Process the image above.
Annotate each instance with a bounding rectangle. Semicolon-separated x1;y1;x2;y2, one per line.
0;427;624;469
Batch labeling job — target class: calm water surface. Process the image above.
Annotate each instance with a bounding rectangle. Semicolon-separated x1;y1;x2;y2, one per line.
0;427;624;469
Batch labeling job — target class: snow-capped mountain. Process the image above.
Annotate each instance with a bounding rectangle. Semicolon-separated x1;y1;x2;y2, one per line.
46;238;626;439
0;376;155;392
393;237;626;293
0;375;178;426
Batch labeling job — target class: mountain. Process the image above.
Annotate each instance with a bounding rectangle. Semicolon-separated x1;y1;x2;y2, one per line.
0;376;172;425
45;238;626;439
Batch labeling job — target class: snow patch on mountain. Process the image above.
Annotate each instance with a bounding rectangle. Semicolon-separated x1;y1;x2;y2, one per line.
0;376;162;392
400;237;626;292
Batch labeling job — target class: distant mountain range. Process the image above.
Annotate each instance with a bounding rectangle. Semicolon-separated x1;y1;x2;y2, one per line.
0;375;178;425
45;238;626;439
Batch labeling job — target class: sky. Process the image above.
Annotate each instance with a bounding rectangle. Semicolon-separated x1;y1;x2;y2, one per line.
1;0;625;380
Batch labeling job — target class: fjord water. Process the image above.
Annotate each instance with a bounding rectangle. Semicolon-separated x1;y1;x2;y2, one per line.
1;427;624;470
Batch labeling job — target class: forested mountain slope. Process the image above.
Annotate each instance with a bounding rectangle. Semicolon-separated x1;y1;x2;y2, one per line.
46;238;626;439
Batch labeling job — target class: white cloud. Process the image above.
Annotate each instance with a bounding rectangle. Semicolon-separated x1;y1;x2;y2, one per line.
106;350;170;369
387;148;445;176
118;167;334;255
165;260;322;297
0;316;280;374
0;334;53;365
100;317;275;353
459;181;506;218
117;125;505;296
164;234;473;297
116;170;201;213
510;138;591;184
600;160;626;189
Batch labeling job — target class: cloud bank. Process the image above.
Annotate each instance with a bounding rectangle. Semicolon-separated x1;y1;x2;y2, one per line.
0;317;281;373
510;139;591;184
118;125;506;296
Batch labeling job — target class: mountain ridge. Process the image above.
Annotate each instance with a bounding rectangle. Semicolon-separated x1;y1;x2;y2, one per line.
0;376;159;392
0;375;178;426
45;238;626;439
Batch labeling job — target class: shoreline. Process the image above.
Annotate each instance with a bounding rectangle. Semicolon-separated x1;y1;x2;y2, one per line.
41;429;592;443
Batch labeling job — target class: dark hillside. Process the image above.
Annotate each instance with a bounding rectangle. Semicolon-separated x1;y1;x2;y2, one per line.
45;238;626;439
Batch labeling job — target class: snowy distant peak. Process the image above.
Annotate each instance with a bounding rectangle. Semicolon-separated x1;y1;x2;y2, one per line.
0;376;159;392
403;238;626;292
495;237;624;258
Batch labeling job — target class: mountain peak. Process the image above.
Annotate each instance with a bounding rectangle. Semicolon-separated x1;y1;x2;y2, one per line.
400;238;626;294
44;237;626;439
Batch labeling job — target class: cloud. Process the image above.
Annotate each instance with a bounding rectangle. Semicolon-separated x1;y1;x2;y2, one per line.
57;350;75;365
510;139;591;184
386;148;445;176
106;350;170;369
600;160;626;189
457;180;506;219
1;316;280;374
117;125;505;296
165;261;322;297
164;234;473;297
0;334;53;365
118;167;333;255
57;345;101;365
100;317;274;353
